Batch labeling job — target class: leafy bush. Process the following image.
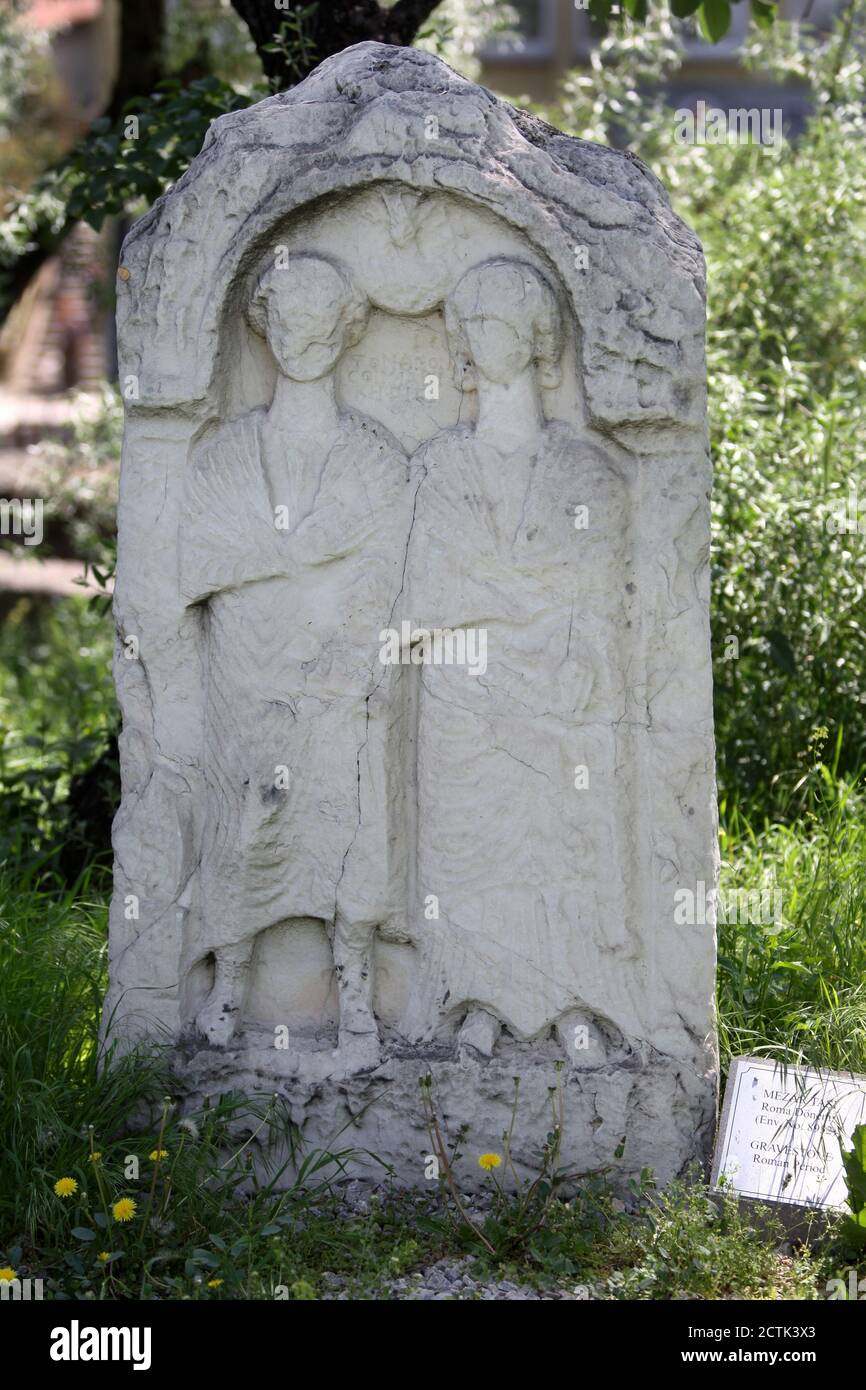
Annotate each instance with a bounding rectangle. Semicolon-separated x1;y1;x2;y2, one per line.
0;598;115;870
596;1177;822;1300
551;8;866;818
31;386;121;568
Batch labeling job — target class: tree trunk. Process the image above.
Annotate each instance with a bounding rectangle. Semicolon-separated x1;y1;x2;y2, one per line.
230;0;443;89
107;0;167;119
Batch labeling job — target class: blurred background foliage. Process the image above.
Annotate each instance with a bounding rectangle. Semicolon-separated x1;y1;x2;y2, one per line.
546;10;866;813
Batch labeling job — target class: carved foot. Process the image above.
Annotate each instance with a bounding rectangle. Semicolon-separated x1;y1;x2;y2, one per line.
457;1007;501;1064
332;1029;381;1073
196;995;241;1048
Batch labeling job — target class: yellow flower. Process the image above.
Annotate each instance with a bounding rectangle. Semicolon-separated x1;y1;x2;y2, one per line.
207;1278;224;1289
97;1252;111;1263
0;1267;17;1282
478;1153;502;1171
89;1152;102;1163
149;1149;169;1161
54;1177;78;1198
112;1198;137;1223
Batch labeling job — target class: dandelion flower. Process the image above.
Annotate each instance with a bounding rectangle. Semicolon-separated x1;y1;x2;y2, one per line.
179;1117;199;1140
149;1149;168;1161
97;1252;111;1263
478;1153;502;1171
112;1198;136;1223
54;1177;78;1198
0;1267;17;1282
89;1152;102;1163
207;1278;224;1288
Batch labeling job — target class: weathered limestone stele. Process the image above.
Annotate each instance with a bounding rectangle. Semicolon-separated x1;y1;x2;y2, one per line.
107;41;718;1186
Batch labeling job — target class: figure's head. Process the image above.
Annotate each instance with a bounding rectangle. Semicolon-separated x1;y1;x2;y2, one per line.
444;259;563;392
246;254;369;380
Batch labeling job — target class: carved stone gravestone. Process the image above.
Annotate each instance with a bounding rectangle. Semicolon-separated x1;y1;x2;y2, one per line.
107;42;718;1185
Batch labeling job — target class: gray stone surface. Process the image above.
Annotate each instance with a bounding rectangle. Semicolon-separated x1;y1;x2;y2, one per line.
107;41;717;1187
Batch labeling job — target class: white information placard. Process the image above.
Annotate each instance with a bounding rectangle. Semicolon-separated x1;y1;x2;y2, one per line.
712;1057;866;1208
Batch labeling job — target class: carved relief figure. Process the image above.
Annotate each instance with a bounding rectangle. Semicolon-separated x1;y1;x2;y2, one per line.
403;258;634;1049
110;47;716;1187
180;254;413;1065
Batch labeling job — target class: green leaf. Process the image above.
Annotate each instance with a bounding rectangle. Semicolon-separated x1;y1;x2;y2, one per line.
842;1124;866;1213
671;0;703;15
588;0;616;23
71;1227;96;1242
191;1247;220;1268
841;1208;866;1251
752;0;777;27
698;0;732;42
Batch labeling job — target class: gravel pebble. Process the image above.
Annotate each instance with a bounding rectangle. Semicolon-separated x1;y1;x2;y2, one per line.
313;1184;599;1302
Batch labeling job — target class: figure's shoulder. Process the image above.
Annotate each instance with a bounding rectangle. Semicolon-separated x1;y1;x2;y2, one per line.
190;408;266;474
412;424;474;478
340;409;407;461
539;419;633;490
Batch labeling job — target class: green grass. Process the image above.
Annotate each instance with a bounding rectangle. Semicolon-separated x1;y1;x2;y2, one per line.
0;579;862;1301
718;763;866;1078
0;775;863;1299
0;863;150;1244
